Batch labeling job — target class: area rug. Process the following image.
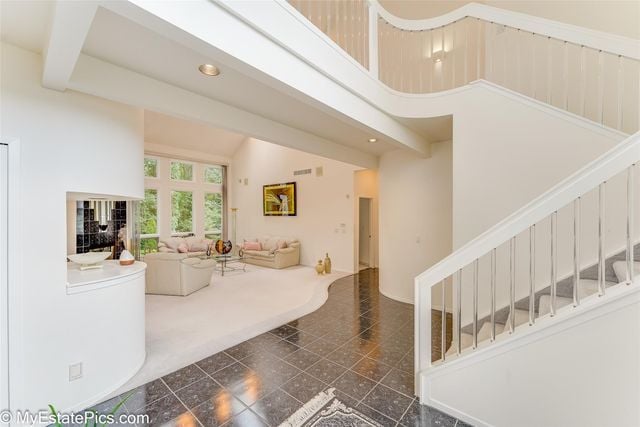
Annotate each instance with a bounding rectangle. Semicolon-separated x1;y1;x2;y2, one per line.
280;388;383;427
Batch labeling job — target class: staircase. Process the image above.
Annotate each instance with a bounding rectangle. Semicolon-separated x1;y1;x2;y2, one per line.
239;2;640;425
453;249;640;354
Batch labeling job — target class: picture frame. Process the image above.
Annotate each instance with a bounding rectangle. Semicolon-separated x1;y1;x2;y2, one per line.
263;182;297;216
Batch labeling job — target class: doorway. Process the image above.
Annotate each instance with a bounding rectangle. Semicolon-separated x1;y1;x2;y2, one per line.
358;197;373;271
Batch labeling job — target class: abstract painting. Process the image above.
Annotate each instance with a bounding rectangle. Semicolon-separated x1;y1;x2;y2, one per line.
263;182;297;216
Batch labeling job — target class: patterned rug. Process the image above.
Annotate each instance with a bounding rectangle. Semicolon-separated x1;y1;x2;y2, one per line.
280;388;383;427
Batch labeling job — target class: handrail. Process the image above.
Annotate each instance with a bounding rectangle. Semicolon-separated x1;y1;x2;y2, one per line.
369;1;640;60
415;132;639;288
415;132;639;375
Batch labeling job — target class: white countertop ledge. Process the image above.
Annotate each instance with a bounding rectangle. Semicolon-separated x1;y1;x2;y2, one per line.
67;260;146;294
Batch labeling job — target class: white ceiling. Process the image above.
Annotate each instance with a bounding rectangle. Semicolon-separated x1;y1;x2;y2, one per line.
0;1;452;165
81;7;399;157
0;1;50;54
144;110;246;157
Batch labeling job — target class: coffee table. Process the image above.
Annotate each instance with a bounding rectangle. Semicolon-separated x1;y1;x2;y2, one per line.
200;254;247;276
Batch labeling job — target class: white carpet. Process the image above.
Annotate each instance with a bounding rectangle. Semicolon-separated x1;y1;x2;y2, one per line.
113;265;349;395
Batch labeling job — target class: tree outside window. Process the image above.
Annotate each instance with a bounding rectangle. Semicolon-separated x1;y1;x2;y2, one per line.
204;165;223;184
140;189;158;255
144;158;157;178
172;191;193;233
204;192;222;240
170;161;193;181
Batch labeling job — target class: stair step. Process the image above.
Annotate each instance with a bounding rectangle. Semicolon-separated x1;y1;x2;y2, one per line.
576;278;618;298
538;295;573;316
446;322;506;356
612;261;640;283
501;308;530;330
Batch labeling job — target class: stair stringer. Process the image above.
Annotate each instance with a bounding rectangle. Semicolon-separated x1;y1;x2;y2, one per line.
419;281;640;427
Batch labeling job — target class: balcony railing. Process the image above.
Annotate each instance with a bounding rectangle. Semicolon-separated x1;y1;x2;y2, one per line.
287;0;640;134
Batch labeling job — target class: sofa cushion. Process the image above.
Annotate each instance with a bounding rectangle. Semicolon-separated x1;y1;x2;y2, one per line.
162;237;184;251
189;241;209;252
244;250;274;259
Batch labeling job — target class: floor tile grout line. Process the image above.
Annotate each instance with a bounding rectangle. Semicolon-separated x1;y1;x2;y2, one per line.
159;377;204;427
191;361;256;416
355;363;411;423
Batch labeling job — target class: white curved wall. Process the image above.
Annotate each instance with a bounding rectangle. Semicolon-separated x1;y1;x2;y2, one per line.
1;43;145;411
379;84;625;303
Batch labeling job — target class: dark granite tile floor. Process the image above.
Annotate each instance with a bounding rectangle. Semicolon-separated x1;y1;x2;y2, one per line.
86;269;469;426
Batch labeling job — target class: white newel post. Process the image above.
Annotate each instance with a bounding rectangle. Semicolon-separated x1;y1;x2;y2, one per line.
415;277;431;399
368;3;379;79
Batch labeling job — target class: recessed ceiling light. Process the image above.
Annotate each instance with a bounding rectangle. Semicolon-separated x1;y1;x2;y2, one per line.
198;64;220;76
368;138;378;143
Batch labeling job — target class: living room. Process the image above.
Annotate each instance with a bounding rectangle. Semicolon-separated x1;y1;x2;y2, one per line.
62;109;381;392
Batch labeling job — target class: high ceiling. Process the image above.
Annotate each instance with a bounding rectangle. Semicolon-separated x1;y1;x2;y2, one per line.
0;0;454;168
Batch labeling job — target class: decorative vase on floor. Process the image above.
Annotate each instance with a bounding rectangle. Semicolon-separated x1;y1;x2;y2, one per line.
324;253;332;274
315;260;325;275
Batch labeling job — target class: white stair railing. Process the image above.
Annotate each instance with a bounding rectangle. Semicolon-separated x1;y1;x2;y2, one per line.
286;0;640;133
414;133;639;375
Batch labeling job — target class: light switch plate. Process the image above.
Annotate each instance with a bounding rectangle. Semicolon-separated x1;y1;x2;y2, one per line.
69;362;83;381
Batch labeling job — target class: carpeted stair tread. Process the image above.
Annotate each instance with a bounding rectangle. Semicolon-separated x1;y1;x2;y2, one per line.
500;308;530;330
612;261;640;283
446;322;506;356
538;295;573;316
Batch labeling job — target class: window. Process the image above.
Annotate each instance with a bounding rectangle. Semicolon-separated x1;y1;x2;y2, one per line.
171;190;193;234
144;158;158;178
170;161;193;181
204;192;222;241
140;189;158;255
204;165;223;184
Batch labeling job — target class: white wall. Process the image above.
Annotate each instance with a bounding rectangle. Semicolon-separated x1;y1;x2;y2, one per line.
425;290;640;427
230;138;360;273
452;88;622;249
1;43;145;412
379;141;453;303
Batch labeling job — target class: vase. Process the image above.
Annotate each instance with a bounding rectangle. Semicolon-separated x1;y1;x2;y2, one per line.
315;260;325;275
324;253;332;274
119;249;135;266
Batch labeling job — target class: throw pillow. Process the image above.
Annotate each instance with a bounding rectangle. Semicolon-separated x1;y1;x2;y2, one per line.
177;243;189;253
244;241;261;251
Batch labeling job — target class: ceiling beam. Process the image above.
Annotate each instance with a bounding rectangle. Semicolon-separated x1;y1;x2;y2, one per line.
42;1;98;91
69;54;379;169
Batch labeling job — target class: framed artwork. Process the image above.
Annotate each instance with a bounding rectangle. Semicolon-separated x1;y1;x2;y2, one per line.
263;182;297;216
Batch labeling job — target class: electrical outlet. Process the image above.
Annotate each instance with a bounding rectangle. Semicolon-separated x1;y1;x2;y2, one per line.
243;178;248;186
69;362;83;381
315;166;323;177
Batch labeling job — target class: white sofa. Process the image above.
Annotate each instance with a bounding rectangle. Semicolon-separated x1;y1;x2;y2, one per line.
143;252;215;296
241;236;300;269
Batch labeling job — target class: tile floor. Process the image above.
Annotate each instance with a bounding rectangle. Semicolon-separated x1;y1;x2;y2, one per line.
90;269;469;427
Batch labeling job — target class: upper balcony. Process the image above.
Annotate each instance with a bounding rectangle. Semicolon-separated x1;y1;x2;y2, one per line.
6;0;637;169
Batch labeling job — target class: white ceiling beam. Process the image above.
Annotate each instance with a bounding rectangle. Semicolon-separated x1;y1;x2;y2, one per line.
42;1;98;91
69;54;379;169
